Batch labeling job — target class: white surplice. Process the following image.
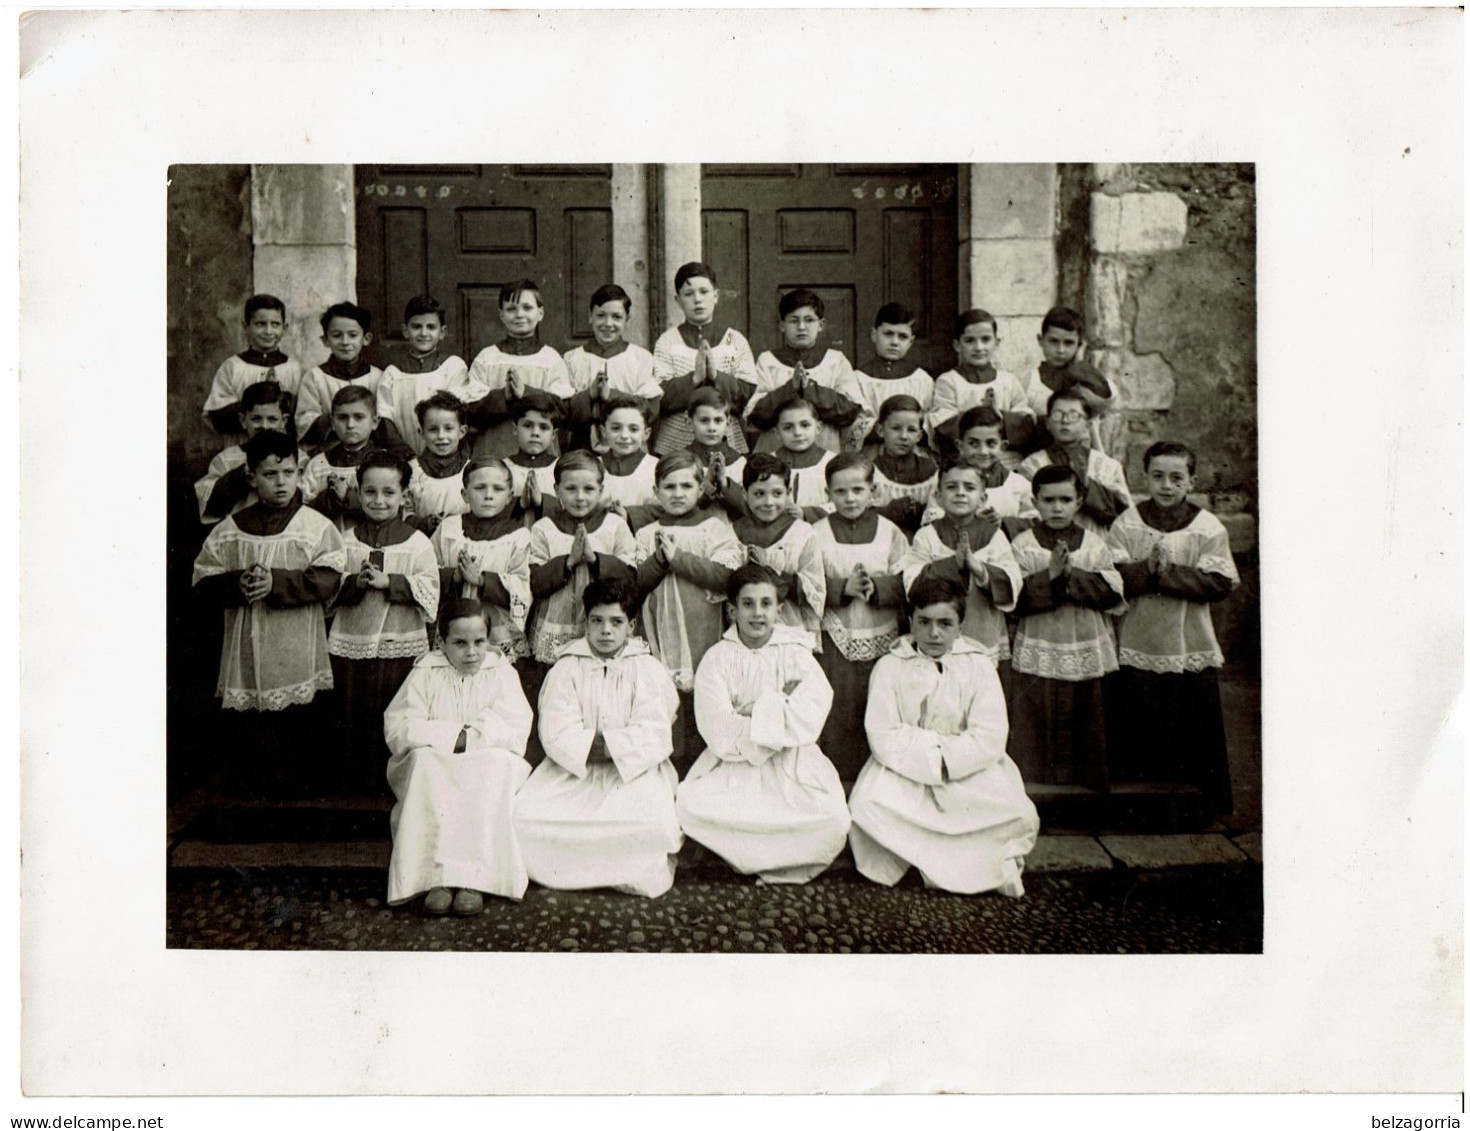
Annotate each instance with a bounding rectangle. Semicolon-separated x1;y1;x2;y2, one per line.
383;651;533;904
514;638;684;897
849;636;1039;895
676;625;851;883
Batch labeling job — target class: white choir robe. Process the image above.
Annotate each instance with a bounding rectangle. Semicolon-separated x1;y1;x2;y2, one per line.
676;625;851;883
849;637;1039;895
514;638;684;897
383;651;533;905
376;354;471;455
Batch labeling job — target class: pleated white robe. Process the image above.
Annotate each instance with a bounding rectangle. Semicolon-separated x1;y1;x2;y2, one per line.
383;651;533;904
515;638;684;897
849;637;1039;895
676;626;851;883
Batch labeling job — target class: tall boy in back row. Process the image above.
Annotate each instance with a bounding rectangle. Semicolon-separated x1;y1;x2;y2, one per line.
746;289;862;454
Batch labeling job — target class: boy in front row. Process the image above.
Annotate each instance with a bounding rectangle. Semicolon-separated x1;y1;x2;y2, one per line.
676;564;851;884
515;578;685;898
192;430;345;799
849;576;1039;896
1106;441;1238;816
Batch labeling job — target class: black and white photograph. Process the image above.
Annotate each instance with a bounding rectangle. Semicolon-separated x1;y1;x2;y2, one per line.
17;6;1461;1109
165;160;1263;954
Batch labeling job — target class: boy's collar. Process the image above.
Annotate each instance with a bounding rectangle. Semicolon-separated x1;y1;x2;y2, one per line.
733;511;798;547
417;446;470;480
498;332;543;357
771;341;826;369
955;362;998;384
873;450;937;483
326;440;376;466
862;356;920;381
582;338;629;360
548;507;610;535
774;445;827;470
238;348;289;367
1030;521;1085;550
1138;497;1201;532
321;354;373;381
601;449;648;475
351;516;414;546
508;449;557;468
675;318;729;350
462;510;524;541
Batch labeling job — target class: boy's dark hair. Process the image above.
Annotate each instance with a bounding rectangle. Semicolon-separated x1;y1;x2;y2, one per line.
654;450;700;484
876;393;924;425
554;449;604;485
244;294;286;321
415;390;467;427
1041;306;1085;336
938;455;984;483
776;398;818;425
438;597;490;641
582;576;638;617
1143;440;1197;476
320;301;372;333
1046;388;1093;418
510;390;561;424
602;392;651;425
954;308;997;338
725;562;782;605
403;294;447;324
873;302;916;328
957;404;1006;439
674;261;717;292
742;452;789;490
240;379;288;412
589;283;631;313
1032;463;1084;496
688;385;730;416
462;456;512;487
825;451;873;485
907;575;967;619
243;428;298;470
358;448;413;490
779;288;824;320
331;384;377;413
498;279;542;309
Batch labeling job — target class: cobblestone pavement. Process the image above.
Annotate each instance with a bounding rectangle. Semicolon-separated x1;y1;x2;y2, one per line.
167;858;1262;954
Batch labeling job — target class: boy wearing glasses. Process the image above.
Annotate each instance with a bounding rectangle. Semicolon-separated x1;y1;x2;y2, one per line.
1017;391;1134;534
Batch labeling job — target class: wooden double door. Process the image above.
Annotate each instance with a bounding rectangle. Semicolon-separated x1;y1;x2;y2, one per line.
355;164;613;361
701;163;959;368
355;164;960;369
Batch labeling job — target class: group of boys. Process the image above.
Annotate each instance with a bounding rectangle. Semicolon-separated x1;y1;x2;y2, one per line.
189;262;1239;871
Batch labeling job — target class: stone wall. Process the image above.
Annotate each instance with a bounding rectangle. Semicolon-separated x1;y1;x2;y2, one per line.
960;164;1058;380
166;164;255;475
1086;163;1258;507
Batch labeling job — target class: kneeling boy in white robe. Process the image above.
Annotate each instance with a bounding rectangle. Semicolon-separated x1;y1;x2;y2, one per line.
515;578;684;897
676;563;851;884
384;597;534;916
849;575;1039;896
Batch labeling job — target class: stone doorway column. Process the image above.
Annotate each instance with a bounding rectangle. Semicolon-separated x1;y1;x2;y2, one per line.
250;164;357;370
655;164;702;331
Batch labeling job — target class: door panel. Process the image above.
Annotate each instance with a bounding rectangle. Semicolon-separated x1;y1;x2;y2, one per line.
356;165;613;361
700;164;958;369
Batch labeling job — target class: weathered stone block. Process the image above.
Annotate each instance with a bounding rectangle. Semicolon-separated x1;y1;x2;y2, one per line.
1087;256;1128;346
1026;835;1114;874
971;239;1057;316
971;163;1056;239
1231;832;1263;864
1099;833;1247;870
1117;192;1189;253
1217;512;1256;555
993;314;1042;382
254;243;356;369
252;164;355;247
1090;192;1122;253
1095;348;1176;411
